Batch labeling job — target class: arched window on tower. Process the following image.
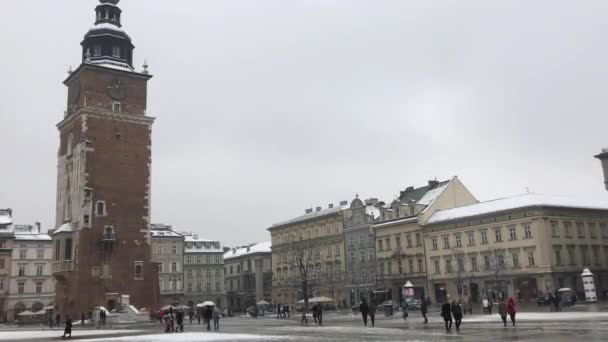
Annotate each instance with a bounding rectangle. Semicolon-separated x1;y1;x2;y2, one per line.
96;201;106;216
93;45;102;57
112;46;120;58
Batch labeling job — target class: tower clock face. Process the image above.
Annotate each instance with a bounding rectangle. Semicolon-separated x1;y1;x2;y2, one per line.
68;79;81;105
106;78;128;100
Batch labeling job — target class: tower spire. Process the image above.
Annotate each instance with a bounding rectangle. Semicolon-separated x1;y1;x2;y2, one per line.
80;0;135;71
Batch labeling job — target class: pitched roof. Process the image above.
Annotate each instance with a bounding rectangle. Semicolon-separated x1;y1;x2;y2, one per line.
427;193;608;224
270;204;348;229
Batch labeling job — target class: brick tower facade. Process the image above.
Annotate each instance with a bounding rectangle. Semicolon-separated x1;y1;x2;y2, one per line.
51;0;159;318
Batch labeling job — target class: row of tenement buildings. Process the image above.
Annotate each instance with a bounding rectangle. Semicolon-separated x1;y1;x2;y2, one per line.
268;176;608;307
0;212;271;321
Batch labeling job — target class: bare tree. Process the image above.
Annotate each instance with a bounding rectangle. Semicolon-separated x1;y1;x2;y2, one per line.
287;242;315;324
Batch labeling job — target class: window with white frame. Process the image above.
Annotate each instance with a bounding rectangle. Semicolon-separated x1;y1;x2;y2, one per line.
551;221;559;237
134;261;144;279
0;278;4;290
471;256;478;272
18;264;25;276
431;237;438;250
455;234;462;247
527;250;536;266
481;231;488;244
512;252;520;268
187;283;192;292
112;45;120;58
36;264;43;276
523;224;532;239
433;259;440;274
18;282;24;294
36;282;42;294
467;231;475;246
443;236;450;249
494;228;503;242
172;245;177;255
508;226;517;240
171;262;177;272
19;250;26;259
0;259;4;269
112;102;121;113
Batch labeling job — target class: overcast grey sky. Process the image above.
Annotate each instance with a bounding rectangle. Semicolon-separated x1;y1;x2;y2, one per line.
1;0;607;246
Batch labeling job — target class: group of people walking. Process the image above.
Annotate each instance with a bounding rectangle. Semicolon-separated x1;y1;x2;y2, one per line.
275;304;291;319
355;294;518;333
159;306;221;333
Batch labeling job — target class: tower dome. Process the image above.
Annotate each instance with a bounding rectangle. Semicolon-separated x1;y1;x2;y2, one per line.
80;0;135;71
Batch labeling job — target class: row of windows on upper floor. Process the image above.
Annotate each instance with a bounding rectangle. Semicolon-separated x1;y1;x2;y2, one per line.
0;278;47;295
429;224;533;251
553;244;608;267
12;263;48;277
274;245;342;265
272;224;341;244
89;45;126;60
0;249;48;262
379;258;425;275
428;250;537;275
0;241;48;249
377;232;423;252
550;221;608;239
159;279;222;293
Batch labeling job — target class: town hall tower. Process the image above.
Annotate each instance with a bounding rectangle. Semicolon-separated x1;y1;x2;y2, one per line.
52;0;159;317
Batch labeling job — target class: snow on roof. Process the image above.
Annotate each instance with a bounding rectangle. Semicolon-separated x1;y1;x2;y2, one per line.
271;204;348;228
88;22;127;34
52;223;73;235
151;230;183;238
427;193;608;224
417;181;449;206
184;235;223;253
224;242;271;260
88;59;134;72
15;234;52;241
0;214;12;225
365;205;381;220
373;216;417;229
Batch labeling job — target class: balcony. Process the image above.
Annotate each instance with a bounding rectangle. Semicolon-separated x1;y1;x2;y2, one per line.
100;233;116;241
52;260;73;279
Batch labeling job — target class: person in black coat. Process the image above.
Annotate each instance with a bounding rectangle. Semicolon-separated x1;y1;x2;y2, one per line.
420;296;428;323
359;300;370;327
451;301;463;332
62;315;72;339
204;306;213;331
176;310;185;332
441;302;452;332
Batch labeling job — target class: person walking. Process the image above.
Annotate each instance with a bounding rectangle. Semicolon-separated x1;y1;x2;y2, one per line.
56;313;61;327
212;306;221;331
359;300;369;327
488;299;493;315
498;298;508;327
420;296;428;323
276;304;281;318
369;301;377;327
482;298;489;315
507;297;517;327
312;304;319;324
188;310;193;324
441;301;453;332
285;304;290;318
159;309;164;324
317;304;323;326
176;309;185;332
81;313;85;327
205;306;213;331
452;301;463;332
62;315;72;339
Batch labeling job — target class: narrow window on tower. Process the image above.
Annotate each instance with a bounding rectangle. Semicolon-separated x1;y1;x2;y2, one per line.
112;46;120;58
134;261;144;280
96;201;106;216
112;102;121;113
93;45;102;57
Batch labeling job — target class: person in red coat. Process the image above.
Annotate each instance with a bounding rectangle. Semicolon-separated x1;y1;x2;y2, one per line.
507;297;516;327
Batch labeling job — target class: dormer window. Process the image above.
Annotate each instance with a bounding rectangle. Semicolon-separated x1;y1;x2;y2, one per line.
112;46;120;58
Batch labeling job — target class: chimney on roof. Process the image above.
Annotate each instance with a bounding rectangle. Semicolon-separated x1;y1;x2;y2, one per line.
193;234;198;240
428;180;439;188
328;204;334;209
35;221;41;233
339;201;348;206
305;208;313;214
247;246;251;252
405;186;414;192
315;207;322;212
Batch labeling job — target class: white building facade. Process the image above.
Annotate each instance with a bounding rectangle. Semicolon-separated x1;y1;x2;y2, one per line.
183;235;226;309
150;224;185;305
